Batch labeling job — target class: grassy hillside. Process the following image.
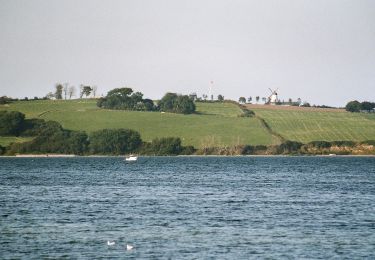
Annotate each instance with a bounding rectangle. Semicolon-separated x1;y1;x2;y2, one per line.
248;105;375;143
0;100;274;148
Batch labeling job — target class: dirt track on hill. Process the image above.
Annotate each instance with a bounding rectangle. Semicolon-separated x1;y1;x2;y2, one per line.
246;104;346;112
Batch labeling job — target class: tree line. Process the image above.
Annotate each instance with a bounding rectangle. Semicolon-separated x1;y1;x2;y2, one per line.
97;88;196;114
345;100;375;112
0;111;194;155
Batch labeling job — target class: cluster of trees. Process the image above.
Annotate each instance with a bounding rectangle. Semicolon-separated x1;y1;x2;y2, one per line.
158;93;196;114
345;100;375;112
97;88;155;111
97;88;196;114
0;111;194;156
46;83;98;100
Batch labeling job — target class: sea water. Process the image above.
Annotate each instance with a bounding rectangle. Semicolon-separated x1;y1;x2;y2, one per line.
0;156;374;259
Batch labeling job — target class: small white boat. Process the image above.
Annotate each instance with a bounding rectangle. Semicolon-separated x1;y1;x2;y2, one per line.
125;155;138;162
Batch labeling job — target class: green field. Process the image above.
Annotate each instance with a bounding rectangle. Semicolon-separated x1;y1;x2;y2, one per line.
0;100;274;148
251;107;375;143
2;100;374;148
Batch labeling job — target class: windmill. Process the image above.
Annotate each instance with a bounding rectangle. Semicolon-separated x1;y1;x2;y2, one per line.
267;88;279;104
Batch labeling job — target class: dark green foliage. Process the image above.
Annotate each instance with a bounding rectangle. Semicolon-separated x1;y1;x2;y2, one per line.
361;101;375;112
0;96;12;104
0;145;5;155
345;100;361;112
277;141;303;154
239;108;255;117
82;86;92;98
0;111;25;136
241;145;268;155
141;137;183;155
308;141;332;149
158;93;195;114
55;84;63;99
89;128;142;155
98;88;155;111
7;121;89;155
20;118;48;136
360;140;375;145
330;141;355;147
238;97;246;104
217;95;224;102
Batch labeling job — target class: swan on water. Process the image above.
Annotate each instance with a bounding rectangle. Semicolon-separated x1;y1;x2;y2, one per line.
126;244;134;251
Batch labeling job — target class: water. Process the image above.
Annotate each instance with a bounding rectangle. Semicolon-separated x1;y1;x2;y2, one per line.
0;156;374;259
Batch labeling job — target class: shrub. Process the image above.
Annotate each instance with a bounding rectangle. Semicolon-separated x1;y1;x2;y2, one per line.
158;93;196;114
89;129;142;155
141;137;183;155
345;100;361;112
0;111;25;136
97;88;155;111
277;141;303;154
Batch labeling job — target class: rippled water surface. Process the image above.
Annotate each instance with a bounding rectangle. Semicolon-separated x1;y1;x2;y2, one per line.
0;156;374;259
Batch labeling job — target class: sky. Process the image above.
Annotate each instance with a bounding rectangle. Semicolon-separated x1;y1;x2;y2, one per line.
0;0;374;106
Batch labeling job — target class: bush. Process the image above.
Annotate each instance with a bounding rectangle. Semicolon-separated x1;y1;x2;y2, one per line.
89;129;142;155
7;121;89;155
277;141;303;154
141;137;183;155
97;88;155;111
239;108;255;117
0;145;5;155
330;141;355;147
0;111;25;136
0;96;12;104
345;100;361;112
308;141;332;149
158;93;196;114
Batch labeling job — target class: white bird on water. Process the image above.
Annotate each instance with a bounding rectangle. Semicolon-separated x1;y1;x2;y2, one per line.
107;241;115;246
126;244;134;251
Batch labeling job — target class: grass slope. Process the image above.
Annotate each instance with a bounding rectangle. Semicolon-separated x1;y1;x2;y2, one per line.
0;100;273;148
248;105;375;143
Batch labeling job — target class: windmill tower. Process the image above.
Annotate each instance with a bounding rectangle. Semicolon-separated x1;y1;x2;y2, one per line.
267;88;279;105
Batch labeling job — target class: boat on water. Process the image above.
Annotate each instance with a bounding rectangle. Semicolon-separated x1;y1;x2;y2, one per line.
125;155;138;162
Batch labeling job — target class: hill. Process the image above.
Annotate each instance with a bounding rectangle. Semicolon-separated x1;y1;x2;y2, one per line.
1;100;374;149
0;100;274;148
247;104;375;143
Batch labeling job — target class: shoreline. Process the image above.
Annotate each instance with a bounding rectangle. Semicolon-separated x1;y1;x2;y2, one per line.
0;154;374;158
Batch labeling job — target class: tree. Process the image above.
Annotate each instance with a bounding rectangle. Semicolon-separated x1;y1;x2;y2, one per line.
262;97;267;103
288;98;292;103
297;98;302;105
82;86;92;98
158;93;195;114
89;129;142;155
361;101;375;112
55;84;63;99
145;137;183;155
247;96;252;103
0;111;25;136
79;85;84;98
217;94;224;102
63;83;69;100
202;94;208;100
238;97;246;104
45;92;54;99
345;100;361;112
68;86;76;99
92;85;97;97
256;96;260;103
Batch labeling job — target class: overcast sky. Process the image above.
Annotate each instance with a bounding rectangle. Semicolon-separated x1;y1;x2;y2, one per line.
0;0;374;106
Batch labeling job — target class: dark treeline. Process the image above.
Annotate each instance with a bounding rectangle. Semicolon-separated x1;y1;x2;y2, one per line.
0;111;195;156
345;100;375;112
97;88;196;114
